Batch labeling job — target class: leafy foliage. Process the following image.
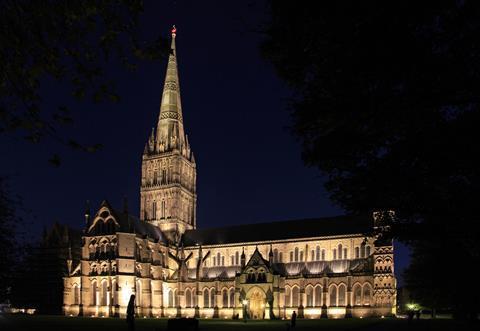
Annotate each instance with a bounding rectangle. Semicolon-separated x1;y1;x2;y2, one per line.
0;0;168;154
262;0;480;317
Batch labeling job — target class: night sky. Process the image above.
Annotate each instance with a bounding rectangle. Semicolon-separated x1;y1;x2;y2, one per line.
0;1;409;282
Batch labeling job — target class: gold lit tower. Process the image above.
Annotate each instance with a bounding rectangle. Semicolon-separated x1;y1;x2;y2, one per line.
140;26;196;240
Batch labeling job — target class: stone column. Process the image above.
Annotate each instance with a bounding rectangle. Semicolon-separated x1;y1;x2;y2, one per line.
345;276;352;318
321;278;328;319
195;289;201;318
298;286;305;318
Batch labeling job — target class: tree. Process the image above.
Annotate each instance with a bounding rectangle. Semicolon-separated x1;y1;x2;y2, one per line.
0;179;21;303
262;0;480;318
10;223;81;314
0;0;167;160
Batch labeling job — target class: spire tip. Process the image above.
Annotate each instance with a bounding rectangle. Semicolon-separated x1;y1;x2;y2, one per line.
171;25;177;37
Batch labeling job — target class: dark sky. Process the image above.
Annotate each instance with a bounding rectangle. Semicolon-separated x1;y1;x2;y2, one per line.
1;1;409;283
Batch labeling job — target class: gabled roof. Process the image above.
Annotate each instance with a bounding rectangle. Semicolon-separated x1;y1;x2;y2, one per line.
85;200;167;243
183;215;372;246
245;247;270;269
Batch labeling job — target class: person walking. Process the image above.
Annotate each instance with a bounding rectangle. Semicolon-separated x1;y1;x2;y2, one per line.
127;294;136;331
291;311;297;328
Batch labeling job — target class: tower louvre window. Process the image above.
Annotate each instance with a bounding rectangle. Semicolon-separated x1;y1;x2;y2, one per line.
161;200;166;219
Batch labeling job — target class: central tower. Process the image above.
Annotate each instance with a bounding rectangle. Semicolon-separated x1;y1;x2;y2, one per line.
140;26;197;239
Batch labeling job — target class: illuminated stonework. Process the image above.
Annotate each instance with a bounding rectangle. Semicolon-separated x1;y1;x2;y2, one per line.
63;28;396;319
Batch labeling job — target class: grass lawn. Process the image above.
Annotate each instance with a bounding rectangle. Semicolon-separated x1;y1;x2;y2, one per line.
0;315;477;331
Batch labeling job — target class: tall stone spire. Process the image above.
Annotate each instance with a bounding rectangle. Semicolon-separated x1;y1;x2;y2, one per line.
140;26;197;241
154;25;190;157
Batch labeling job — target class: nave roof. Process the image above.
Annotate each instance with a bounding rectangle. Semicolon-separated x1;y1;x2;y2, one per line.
182;214;372;246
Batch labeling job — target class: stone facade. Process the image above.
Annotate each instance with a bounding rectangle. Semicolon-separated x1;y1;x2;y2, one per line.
63;28;396;319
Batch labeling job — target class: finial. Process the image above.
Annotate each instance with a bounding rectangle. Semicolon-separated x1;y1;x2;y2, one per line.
171;25;177;37
84;200;90;224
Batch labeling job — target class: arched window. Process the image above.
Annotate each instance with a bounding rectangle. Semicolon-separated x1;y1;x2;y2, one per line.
290;251;294;262
217;252;221;266
231;255;234;265
229;288;235;308
186;288;192;307
279;252;283;262
353;285;362;306
314;285;322;307
294;247;299;262
361;242;366;258
112;280;118;305
161;200;166;219
73;284;80;304
222;288;228;308
363;284;372;305
321;249;326;260
161;169;167;184
338;284;346;306
366;245;371;256
285;287;291;307
344;248;348;259
167;289;174;307
101;280;108;306
175;289;179;308
210;289;216;308
292;286;300;307
153;171;158;184
152;201;157;219
91;280;97;306
203;288;209;308
222;256;225;266
306;286;313;307
355;247;360;259
316;246;320;260
235;251;239;265
329;285;337;307
299;250;304;262
338;244;343;259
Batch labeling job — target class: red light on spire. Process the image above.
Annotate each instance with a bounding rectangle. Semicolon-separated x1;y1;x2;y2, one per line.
171;25;177;37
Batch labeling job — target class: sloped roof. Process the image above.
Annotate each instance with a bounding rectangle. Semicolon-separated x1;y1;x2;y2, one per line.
86;200;167;243
183;215;372;246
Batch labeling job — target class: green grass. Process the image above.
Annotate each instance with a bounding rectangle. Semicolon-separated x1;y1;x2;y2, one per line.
0;314;477;331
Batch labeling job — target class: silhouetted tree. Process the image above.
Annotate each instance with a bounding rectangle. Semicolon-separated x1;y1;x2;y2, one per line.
262;0;480;318
0;0;167;161
0;179;19;303
10;223;81;314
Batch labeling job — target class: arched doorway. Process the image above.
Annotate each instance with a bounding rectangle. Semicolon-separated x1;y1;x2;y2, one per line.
247;288;266;319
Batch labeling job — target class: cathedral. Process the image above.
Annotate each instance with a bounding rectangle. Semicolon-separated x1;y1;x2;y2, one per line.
63;27;397;320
